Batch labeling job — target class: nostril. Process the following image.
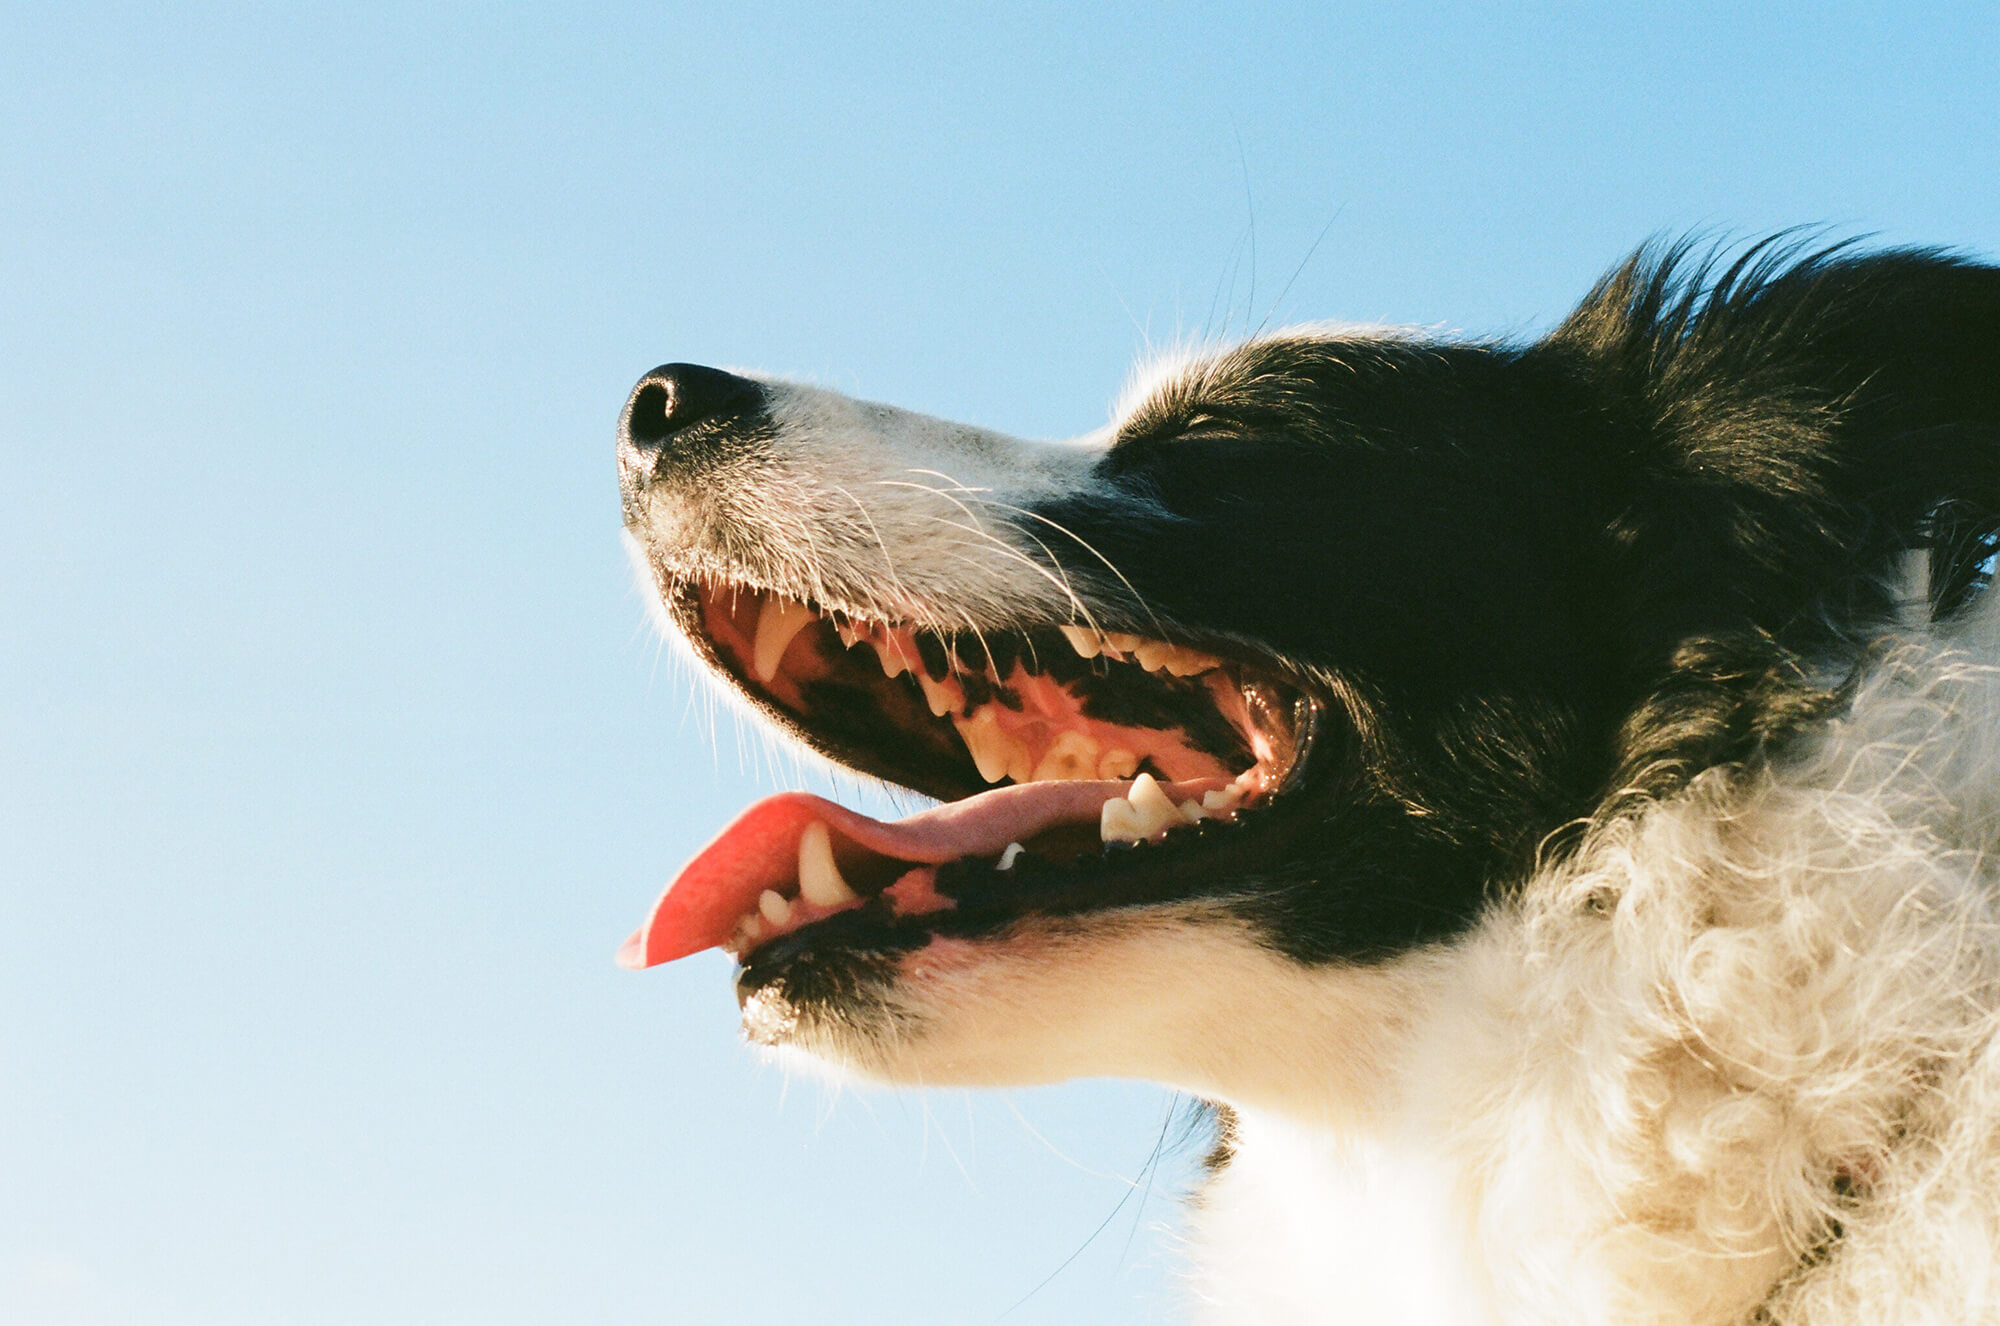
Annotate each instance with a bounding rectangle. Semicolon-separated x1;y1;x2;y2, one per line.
626;382;675;446
621;363;765;452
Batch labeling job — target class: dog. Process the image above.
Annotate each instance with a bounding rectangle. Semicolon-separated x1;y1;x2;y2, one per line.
615;238;2000;1324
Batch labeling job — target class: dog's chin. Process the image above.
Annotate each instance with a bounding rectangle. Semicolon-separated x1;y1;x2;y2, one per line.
733;904;1426;1122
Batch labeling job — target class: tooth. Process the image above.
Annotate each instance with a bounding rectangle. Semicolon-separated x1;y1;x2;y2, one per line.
1133;641;1220;675
797;821;857;906
736;915;766;947
1125;772;1184;837
1099;797;1145;843
1005;741;1036;784
1178;799;1207;823
1163;647;1220;676
1202;785;1244;814
1097;748;1139;780
757;889;793;927
835;620;862;649
1031;729;1100;781
917;672;964;717
1104;632;1145;657
878;640;910;678
752;596;817;682
998;842;1025;870
954;710;1014;784
1059;625;1103;659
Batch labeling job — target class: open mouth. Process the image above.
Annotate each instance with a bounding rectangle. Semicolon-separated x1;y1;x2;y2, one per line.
618;584;1322;971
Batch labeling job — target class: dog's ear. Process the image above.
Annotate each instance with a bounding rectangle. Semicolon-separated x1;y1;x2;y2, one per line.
1546;240;2000;802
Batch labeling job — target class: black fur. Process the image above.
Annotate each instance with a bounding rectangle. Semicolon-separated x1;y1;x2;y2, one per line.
624;238;2000;988
1016;239;2000;963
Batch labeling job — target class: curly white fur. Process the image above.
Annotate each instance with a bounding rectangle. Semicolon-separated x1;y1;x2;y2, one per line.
1191;586;2000;1324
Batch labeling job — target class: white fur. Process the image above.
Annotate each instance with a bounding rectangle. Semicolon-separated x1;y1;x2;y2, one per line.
1188;586;2000;1324
624;376;1115;630
652;366;2000;1322
789;559;2000;1322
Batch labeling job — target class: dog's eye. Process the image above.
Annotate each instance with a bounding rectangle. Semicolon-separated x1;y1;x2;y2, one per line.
1108;410;1238;459
1156;412;1238;443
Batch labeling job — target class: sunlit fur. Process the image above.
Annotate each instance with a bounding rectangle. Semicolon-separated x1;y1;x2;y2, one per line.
1193;575;2000;1323
738;582;2000;1323
620;239;2000;1322
622;374;1109;632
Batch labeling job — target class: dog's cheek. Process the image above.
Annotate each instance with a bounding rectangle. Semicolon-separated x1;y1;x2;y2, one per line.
739;926;1148;1088
786;910;1420;1109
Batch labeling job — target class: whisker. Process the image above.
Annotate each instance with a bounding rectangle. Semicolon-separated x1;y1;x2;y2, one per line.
872;478;1103;633
959;492;1169;640
888;472;1108;637
826;480;914;621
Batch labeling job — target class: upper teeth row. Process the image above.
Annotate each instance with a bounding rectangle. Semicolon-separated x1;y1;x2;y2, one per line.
1058;626;1219;676
748;593;1222;686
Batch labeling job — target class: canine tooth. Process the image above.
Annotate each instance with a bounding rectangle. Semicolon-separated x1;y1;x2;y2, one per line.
757;889;793;927
1099;796;1146;843
1097;748;1139;780
752;595;817;682
998;842;1025;870
797;821;857;906
954;710;1014;784
1059;625;1103;659
1125;772;1184;837
917;672;964;718
1031;729;1100;781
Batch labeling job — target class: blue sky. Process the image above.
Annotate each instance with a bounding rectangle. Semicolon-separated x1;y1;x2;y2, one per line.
4;4;1997;1323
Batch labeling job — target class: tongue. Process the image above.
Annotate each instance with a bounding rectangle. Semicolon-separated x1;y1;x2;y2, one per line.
617;779;1188;969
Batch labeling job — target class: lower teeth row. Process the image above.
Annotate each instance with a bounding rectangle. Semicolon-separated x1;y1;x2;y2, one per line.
724;769;1261;957
1099;770;1254;844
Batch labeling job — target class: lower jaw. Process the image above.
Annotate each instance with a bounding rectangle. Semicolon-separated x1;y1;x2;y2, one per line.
733;797;1314;1009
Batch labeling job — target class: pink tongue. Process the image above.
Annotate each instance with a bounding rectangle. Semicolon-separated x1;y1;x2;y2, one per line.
617;780;1176;968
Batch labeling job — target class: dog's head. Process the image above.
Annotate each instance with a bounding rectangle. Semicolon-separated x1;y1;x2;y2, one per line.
616;241;2000;1112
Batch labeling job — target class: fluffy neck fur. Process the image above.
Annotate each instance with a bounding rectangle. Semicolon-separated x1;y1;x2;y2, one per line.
1190;583;2000;1325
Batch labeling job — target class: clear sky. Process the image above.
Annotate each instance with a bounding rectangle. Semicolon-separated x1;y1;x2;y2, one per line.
4;4;1997;1323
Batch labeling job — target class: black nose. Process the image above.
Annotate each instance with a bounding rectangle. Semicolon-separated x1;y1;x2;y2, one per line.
620;363;765;450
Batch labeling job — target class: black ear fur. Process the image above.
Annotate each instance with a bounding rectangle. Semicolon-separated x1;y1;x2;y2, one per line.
1545;239;2000;803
